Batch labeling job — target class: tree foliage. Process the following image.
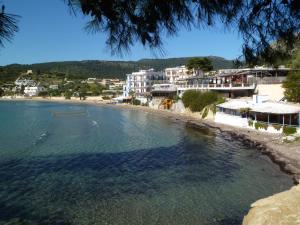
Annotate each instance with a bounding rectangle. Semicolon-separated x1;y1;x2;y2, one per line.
66;0;300;63
283;126;297;135
0;5;19;47
1;1;299;64
64;90;72;99
283;71;300;103
288;40;300;68
186;57;213;72
290;51;300;69
0;57;233;82
182;90;221;112
182;90;198;108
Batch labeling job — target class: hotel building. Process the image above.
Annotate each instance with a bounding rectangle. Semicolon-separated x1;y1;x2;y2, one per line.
123;69;165;97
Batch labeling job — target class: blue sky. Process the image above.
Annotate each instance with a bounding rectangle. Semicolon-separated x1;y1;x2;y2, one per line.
0;0;244;66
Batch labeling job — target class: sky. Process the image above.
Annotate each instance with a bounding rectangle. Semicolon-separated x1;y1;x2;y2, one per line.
0;0;244;66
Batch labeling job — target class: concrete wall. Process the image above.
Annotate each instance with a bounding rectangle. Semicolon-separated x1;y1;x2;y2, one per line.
256;84;285;101
215;112;249;128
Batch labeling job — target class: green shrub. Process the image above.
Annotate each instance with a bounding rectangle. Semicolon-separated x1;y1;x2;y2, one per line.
248;120;253;127
216;97;226;104
102;95;111;100
49;89;61;97
182;90;219;112
203;91;219;105
202;107;209;119
133;99;141;105
255;122;268;130
283;126;297;135
172;94;181;102
4;90;14;96
189;94;205;112
64;91;72;100
38;91;48;97
211;104;217;115
282;71;300;103
182;90;199;108
239;107;251;114
262;123;268;130
272;124;282;131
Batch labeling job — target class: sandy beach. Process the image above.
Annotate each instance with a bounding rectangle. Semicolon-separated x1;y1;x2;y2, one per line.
1;96;300;183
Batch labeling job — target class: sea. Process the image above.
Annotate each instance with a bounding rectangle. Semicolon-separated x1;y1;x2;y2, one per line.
0;101;293;225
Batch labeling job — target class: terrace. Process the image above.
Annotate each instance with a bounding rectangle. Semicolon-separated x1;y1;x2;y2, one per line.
177;67;298;93
177;73;256;92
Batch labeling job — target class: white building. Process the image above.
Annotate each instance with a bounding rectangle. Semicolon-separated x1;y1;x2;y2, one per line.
165;66;203;84
49;85;59;90
215;95;300;133
15;78;36;88
123;69;165;97
87;78;97;84
109;81;125;90
24;85;46;97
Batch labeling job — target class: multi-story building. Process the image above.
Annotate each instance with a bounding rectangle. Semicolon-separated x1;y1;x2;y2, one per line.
177;66;297;100
123;69;165;97
165;66;203;84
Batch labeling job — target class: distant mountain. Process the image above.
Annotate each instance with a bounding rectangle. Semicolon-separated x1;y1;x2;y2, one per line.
0;56;234;82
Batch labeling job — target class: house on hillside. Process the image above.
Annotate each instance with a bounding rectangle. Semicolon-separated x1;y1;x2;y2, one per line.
15;77;36;88
24;84;46;97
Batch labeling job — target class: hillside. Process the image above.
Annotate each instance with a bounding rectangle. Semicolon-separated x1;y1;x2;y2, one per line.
0;56;234;82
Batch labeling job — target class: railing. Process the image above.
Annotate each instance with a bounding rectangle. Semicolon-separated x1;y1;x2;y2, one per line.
177;83;256;89
152;87;177;92
255;77;286;85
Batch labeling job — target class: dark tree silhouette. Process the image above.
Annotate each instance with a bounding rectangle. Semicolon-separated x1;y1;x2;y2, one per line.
283;71;300;103
186;57;213;72
0;4;19;46
65;0;300;64
1;1;299;64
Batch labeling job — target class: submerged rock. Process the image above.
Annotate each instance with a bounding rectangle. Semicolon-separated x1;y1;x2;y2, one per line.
243;182;300;225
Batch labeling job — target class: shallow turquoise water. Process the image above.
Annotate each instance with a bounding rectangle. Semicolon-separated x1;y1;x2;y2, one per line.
0;101;293;225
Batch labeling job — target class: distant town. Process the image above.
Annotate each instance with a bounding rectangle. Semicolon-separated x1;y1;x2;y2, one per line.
1;60;300;138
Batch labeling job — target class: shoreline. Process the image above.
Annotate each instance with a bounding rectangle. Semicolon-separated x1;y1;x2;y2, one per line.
108;104;300;185
1;96;300;183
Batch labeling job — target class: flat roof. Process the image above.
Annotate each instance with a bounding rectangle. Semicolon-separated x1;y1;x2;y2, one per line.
218;99;300;114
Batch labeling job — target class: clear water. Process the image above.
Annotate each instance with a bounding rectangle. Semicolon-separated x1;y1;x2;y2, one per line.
0;101;293;225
